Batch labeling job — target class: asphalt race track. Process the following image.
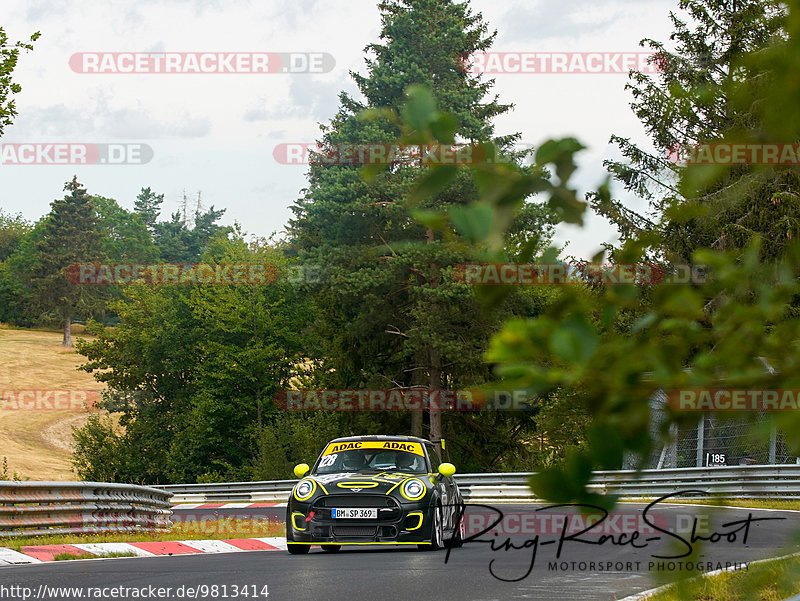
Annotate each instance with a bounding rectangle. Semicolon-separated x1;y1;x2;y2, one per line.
1;503;798;601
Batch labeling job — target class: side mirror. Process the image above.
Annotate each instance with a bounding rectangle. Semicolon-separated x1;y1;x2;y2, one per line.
294;463;310;478
438;463;456;478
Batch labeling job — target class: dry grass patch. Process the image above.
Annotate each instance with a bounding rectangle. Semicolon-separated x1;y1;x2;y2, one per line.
0;326;104;480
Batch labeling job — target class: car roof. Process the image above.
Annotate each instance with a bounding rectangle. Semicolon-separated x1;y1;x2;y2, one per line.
326;435;433;445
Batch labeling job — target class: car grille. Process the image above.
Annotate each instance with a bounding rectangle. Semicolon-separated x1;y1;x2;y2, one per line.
314;495;398;508
331;526;377;537
311;495;402;522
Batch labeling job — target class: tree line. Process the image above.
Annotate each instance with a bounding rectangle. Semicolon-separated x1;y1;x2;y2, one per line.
0;182;229;345
1;0;796;505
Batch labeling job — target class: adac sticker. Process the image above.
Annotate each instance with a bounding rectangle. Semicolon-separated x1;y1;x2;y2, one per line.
322;440;424;456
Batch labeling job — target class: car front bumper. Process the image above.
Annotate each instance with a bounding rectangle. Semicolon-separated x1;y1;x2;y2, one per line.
288;494;434;544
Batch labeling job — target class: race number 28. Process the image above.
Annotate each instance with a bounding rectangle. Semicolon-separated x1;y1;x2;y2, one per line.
319;454;337;468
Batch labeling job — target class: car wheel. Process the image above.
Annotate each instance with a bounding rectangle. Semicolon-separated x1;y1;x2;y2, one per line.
445;514;464;548
287;542;310;555
320;544;341;553
418;502;444;551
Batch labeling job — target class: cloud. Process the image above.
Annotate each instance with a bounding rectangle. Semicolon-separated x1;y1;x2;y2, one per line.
8;102;211;140
243;73;354;123
22;0;71;21
1;0;684;259
496;0;674;44
268;0;325;28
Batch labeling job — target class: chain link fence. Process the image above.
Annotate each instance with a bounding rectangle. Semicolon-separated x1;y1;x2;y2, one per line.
625;389;798;469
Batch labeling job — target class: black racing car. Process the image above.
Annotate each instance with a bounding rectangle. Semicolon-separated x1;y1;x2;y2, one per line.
286;435;464;553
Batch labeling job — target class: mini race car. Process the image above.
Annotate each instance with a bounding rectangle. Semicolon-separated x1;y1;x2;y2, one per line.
286;435;464;553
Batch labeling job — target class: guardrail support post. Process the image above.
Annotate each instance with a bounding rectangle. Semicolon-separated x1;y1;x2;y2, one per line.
666;424;678;469
696;414;705;467
769;420;777;464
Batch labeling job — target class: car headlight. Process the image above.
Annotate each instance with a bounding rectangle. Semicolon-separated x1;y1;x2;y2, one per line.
401;478;426;501
294;479;315;501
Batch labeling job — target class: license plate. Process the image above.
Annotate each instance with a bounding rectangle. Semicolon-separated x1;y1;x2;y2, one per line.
332;508;377;519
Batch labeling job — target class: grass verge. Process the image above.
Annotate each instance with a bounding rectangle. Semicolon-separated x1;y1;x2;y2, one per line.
54;551;136;561
620;498;800;511
646;554;800;601
2;519;286;552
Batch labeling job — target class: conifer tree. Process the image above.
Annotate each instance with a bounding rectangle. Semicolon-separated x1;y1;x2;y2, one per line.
32;176;105;346
289;0;553;452
595;0;791;261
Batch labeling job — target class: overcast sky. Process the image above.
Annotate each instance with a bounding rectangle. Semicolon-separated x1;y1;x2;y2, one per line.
0;0;678;258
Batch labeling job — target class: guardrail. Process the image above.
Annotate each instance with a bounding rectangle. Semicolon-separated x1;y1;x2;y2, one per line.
0;482;174;538
161;465;800;504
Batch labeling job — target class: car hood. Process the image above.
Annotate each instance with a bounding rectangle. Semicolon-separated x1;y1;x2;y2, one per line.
305;471;429;495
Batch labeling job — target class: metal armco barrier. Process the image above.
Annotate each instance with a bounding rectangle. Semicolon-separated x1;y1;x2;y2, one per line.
0;481;174;538
161;465;800;504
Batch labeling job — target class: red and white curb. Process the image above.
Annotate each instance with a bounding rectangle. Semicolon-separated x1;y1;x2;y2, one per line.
0;537;287;566
173;503;286;509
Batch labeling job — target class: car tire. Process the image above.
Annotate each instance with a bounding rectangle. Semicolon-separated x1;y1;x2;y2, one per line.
418;502;444;551
320;544;341;553
287;542;310;555
445;500;465;548
445;517;464;548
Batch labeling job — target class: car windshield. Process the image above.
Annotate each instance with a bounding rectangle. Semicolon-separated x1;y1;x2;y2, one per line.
314;448;427;474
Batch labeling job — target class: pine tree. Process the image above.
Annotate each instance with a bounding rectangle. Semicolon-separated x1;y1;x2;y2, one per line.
32;176;105;346
289;0;552;453
133;187;164;232
594;0;788;260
